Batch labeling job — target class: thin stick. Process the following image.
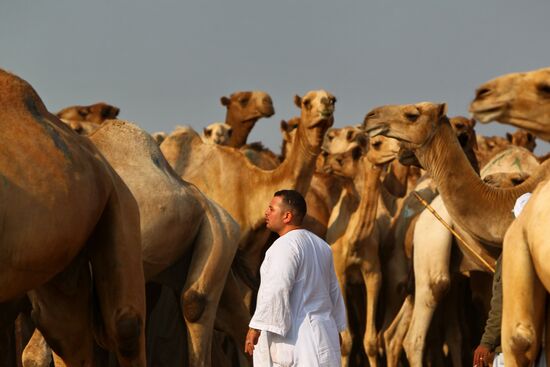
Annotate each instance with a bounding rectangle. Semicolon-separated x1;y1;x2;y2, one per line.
412;192;496;274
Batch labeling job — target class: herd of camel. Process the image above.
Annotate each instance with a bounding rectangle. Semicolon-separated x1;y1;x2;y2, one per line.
1;65;549;367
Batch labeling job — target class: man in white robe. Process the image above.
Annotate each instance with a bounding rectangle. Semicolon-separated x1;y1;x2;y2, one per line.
244;189;347;367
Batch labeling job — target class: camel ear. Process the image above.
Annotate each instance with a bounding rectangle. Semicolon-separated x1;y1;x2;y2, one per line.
220;96;231;106
204;127;212;137
506;132;513;142
346;129;355;142
437;103;447;118
356;134;368;148
280;120;289;132
294;95;302;109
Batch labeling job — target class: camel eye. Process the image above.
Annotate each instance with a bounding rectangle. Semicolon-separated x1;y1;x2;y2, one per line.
371;140;382;149
303;99;312;109
404;112;419;122
536;83;550;97
239;98;249;106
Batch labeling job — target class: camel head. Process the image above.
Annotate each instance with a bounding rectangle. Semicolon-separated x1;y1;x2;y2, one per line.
202;122;232;145
363;102;448;151
449;116;477;152
56;102;120;124
366;135;401;166
506;129;536;152
221;91;274;147
322;127;367;177
279;117;301;161
469;67;550;141
294;90;336;148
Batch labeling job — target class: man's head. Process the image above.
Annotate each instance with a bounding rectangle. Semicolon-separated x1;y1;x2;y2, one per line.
265;190;307;235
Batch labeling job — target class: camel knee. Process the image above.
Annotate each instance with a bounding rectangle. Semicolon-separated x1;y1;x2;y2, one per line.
183;290;208;322
114;308;143;359
509;322;536;355
429;275;450;303
364;337;378;358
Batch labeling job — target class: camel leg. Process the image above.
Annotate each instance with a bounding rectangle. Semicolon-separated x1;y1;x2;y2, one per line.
403;204;452;367
443;277;464;367
26;255;95;367
180;207;240;367
89;188;146;367
502;221;545;367
360;257;381;367
215;271;252;367
332;245;352;366
383;295;413;367
21;329;52;367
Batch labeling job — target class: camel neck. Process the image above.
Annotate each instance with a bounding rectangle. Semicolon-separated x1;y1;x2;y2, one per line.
416;120;550;245
347;158;382;246
271;123;324;194
225;110;257;148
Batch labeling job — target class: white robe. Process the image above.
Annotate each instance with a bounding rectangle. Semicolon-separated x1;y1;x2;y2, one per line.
249;229;347;367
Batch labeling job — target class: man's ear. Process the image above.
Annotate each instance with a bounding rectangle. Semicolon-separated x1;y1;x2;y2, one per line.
283;210;293;224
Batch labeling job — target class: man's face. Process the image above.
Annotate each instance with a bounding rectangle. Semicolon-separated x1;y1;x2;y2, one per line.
265;196;290;232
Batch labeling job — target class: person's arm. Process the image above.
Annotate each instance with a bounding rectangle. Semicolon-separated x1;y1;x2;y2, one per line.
249;242;300;337
473;257;502;366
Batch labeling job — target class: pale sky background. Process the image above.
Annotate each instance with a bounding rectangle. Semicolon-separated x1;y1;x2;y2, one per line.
2;0;549;154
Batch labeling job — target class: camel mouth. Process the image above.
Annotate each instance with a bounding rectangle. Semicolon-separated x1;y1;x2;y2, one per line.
320;110;333;118
469;104;506;123
365;125;388;137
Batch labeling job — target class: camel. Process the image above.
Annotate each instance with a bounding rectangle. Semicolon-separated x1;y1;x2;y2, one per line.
220;91;274;148
501;178;550;366
324;133;401;367
56;102;120;135
0;69;145;366
25;120;242;367
160;90;336;351
56;102;120;123
379;115;481;367
401;147;540;367
469;66;550;141
202;122;232;145
476;129;537;168
364;102;550;247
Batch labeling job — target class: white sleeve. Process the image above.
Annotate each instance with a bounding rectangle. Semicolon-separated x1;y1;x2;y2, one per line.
249;242;300;337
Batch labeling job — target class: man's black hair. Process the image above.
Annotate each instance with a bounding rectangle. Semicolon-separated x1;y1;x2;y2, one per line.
274;189;307;224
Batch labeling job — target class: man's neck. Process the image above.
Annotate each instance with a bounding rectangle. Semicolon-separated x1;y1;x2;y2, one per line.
278;225;302;237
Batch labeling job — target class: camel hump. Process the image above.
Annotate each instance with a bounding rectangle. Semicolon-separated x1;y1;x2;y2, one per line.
91;119;172;172
0;69;49;120
480;146;540;177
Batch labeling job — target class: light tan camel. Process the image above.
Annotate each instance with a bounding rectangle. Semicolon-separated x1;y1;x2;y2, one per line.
324;133;401;367
22;120;242;367
501;178;550;366
380;115;480;367
160;90;336;349
364;102;550;247
202;122;233;145
401;147;540;367
469;66;550;141
220;91;274;147
0;69;145;366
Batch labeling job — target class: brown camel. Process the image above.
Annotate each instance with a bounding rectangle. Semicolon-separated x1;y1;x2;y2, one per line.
0;69;145;366
160;90;336;351
220;91;274;148
476;129;537;168
469;66;550;141
364;102;550;246
324;133;401;367
22;120;242;367
56;101;120;123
